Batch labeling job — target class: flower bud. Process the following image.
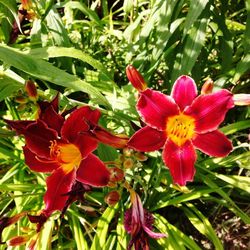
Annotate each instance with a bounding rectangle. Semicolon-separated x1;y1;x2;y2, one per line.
105;191;120;206
126;65;147;92
7;235;30;246
15;96;28;104
233;94;250;106
109;167;124;182
25;80;38;101
123;147;133;157
93;127;129;148
134;152;148;161
201;78;214;95
123;158;134;169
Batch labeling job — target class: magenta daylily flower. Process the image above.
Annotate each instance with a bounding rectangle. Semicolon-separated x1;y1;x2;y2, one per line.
124;191;165;250
127;67;234;186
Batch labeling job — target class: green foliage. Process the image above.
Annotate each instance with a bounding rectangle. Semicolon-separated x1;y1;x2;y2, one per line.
0;0;249;250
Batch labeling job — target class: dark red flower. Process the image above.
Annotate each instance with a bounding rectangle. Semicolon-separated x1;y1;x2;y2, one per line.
127;72;234;186
5;95;114;216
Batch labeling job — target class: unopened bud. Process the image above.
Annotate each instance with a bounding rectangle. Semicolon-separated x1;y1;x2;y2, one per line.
109;167;124;182
93;127;128;148
15;96;28;104
126;65;147;92
134;152;148;161
25;80;38;101
123;158;134;169
123;147;133;157
201;79;214;95
233;94;250;106
105;191;120;206
7;235;30;246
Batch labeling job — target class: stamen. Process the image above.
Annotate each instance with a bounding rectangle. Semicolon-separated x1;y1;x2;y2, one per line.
35;156;57;164
166;113;195;146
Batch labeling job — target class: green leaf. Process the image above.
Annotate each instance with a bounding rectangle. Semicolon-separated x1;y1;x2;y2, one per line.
70;213;89;250
90;204;118;250
0;0;21;34
0;66;24;101
152;188;214;211
213;174;250;193
171;15;209;82
182;203;223;250
183;0;209;38
202;175;250;224
233;54;250;82
155;214;201;250
27;47;114;82
36;217;55;250
64;1;102;27
0;183;43;192
116;216;127;250
45;7;71;46
97;143;118;161
0;44;110;108
220;120;250;135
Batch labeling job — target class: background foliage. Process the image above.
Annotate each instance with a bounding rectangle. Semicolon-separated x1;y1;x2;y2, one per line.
0;0;250;249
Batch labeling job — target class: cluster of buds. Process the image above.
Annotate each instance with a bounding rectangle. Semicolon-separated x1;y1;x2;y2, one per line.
104;148;148;206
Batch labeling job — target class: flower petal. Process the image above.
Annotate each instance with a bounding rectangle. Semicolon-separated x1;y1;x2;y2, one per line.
192;130;233;157
162;140;196;186
185;90;234;133
39;105;64;134
128;126;166;152
73;133;98;158
76;153;110;187
171;75;197;111
143;226;166;239
137;89;179;130
61;106;101;142
23;146;59;172
92;126;128;148
43;167;76;216
22;120;58;159
38;93;59;114
5;120;35;134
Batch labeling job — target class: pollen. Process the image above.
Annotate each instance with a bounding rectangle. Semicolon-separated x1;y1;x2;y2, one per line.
166;113;195;146
50;141;82;173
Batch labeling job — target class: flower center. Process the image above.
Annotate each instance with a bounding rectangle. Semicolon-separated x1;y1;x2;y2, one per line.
166;113;195;146
50;141;82;173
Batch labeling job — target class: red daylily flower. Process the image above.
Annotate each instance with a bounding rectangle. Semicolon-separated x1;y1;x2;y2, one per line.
124;191;165;250
5;95;127;217
127;66;234;186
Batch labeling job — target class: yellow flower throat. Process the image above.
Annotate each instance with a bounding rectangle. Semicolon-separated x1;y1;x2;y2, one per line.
166;113;195;146
50;141;82;173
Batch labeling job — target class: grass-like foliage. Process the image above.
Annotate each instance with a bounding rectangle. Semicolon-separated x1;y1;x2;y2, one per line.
0;0;250;249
